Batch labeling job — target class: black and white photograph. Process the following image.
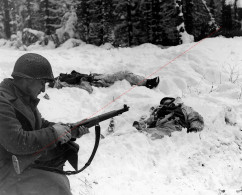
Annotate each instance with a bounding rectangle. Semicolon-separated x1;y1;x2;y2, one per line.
0;0;242;194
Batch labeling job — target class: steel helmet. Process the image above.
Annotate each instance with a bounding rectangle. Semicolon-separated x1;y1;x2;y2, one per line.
11;53;54;81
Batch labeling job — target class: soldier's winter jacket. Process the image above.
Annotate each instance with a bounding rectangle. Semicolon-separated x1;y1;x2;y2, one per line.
0;78;73;195
134;97;204;139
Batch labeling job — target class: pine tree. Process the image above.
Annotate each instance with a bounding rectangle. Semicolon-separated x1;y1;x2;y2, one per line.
157;1;180;46
238;8;242;30
21;0;43;30
40;0;51;35
29;0;44;31
136;0;151;45
175;0;184;44
232;0;242;30
8;0;17;33
198;0;217;40
76;0;91;43
26;0;32;28
0;0;5;38
41;0;64;35
126;0;132;46
183;0;194;34
6;0;44;33
131;0;164;45
209;0;215;15
150;0;161;44
154;0;164;45
12;0;31;31
222;0;232;31
102;0;115;44
3;0;11;39
88;0;103;45
37;0;47;32
77;0;109;45
112;0;131;47
233;0;238;20
11;0;26;32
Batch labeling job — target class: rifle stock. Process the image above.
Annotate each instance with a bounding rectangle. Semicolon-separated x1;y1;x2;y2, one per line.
12;105;129;174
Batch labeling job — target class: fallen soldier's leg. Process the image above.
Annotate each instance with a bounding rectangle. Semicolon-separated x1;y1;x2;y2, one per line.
93;71;159;89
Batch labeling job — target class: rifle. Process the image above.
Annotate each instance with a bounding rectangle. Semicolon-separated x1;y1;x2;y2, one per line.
12;104;129;174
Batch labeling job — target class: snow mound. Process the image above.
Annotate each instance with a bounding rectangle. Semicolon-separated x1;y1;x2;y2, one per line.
1;36;242;194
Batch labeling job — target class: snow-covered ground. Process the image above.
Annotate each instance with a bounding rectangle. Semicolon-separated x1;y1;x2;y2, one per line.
0;37;242;195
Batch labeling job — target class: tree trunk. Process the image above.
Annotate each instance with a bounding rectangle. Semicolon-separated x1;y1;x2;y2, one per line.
3;0;11;39
222;0;233;30
200;0;216;23
234;0;238;20
184;0;193;34
127;0;132;46
45;0;50;35
27;0;32;28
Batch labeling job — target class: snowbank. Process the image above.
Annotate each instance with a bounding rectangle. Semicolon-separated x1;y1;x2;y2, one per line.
0;36;242;195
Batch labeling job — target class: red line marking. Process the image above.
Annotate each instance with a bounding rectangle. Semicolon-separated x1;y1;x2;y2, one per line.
34;27;222;156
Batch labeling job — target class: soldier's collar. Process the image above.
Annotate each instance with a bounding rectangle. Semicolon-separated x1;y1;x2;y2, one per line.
12;81;40;107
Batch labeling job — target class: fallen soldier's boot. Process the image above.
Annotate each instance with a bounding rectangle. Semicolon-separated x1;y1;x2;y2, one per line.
146;76;160;89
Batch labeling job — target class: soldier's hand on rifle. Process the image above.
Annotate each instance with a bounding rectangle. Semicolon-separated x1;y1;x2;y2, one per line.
70;124;89;138
53;123;72;144
75;126;89;138
67;119;89;138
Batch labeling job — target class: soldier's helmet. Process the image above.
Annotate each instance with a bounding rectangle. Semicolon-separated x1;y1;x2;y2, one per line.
11;53;54;81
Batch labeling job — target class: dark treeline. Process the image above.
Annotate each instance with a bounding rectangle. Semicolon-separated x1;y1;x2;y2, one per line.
0;0;241;47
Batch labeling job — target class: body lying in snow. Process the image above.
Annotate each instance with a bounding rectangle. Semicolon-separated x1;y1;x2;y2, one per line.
133;97;204;140
49;70;160;93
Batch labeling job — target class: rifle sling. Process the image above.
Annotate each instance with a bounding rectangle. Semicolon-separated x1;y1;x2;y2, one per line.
32;125;101;175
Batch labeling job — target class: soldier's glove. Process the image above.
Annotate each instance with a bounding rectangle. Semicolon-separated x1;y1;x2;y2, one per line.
76;126;89;138
68;122;90;138
53;123;71;144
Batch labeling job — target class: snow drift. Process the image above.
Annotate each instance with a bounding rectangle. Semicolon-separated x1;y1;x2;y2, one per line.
0;36;242;195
